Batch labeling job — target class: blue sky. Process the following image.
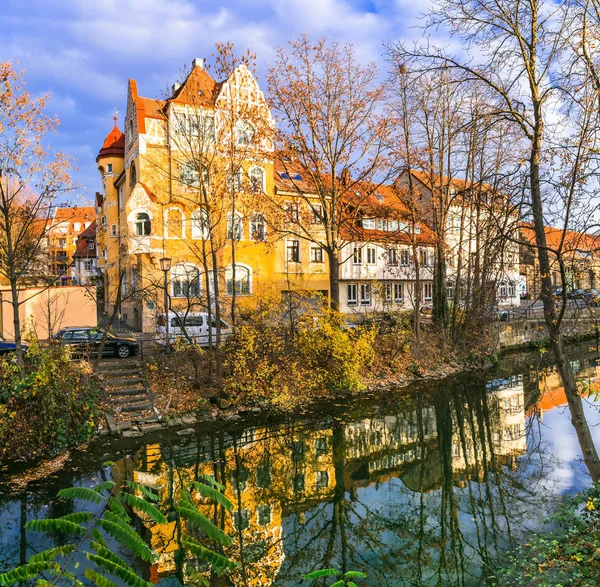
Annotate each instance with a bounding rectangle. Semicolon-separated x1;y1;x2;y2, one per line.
0;0;431;202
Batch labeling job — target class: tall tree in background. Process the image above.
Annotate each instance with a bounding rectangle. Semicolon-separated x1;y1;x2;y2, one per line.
267;35;392;309
0;62;73;369
388;0;600;480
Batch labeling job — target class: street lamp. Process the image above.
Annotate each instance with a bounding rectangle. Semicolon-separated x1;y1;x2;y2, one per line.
159;257;172;352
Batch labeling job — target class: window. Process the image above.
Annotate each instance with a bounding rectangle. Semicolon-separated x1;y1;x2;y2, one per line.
315;471;329;490
383;282;393;301
362;218;376;229
236;120;255;145
110;224;117;237
388;219;399;232
231;466;250;492
420;250;430;266
166;208;184;238
101;215;107;226
250;213;267;242
353;247;362;265
310;246;323;263
360;284;371;306
287;240;300;263
394;282;403;302
499;281;507;297
248;166;265;193
129;163;136;187
256;467;271;489
106;163;113;173
85;240;94;251
387;248;398;266
171;264;201;298
84;260;93;271
227;212;243;240
135;213;151;236
284;201;299;223
508;282;516;297
179;163;200;187
74;222;81;233
447;281;454;300
226;264;251;296
377;219;387;231
59;238;66;248
315;437;328;456
347;283;358;306
233;509;250;531
257;505;272;526
311;204;322;224
291;441;305;461
400;249;409;266
366;247;376;264
293;474;305;492
191;209;209;239
227;167;243;192
423;282;433;301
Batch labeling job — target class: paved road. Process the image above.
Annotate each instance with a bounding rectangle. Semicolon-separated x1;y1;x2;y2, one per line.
510;298;599;320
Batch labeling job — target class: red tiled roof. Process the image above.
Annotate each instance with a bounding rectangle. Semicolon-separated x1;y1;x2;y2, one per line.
520;224;600;257
73;220;97;259
97;123;125;162
170;65;219;108
52;206;96;232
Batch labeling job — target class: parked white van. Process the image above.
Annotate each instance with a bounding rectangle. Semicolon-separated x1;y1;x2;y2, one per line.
156;312;231;347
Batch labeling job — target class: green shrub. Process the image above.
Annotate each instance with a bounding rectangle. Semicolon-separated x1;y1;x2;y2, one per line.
0;340;100;461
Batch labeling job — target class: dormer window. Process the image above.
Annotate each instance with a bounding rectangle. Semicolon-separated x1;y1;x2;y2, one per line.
107;163;113;173
236;121;255;146
362;218;376;230
135;212;151;236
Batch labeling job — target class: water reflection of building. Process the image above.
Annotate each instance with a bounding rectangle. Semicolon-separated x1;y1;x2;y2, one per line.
121;380;527;585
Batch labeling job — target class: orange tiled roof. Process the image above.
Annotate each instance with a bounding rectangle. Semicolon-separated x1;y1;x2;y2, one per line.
170;65;219;108
520;224;600;256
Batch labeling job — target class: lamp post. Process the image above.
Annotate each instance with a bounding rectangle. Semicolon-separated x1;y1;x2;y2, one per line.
159;257;172;353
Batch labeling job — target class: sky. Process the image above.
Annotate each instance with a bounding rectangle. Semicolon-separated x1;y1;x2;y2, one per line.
0;0;434;203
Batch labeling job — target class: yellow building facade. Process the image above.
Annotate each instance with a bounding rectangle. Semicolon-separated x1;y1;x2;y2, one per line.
96;58;330;333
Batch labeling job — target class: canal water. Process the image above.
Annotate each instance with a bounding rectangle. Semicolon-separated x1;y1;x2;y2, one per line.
2;343;600;586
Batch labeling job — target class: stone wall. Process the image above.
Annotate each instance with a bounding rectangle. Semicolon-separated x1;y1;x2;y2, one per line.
497;317;600;349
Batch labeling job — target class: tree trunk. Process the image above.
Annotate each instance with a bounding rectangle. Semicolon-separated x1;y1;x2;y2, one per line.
328;249;340;311
9;275;24;372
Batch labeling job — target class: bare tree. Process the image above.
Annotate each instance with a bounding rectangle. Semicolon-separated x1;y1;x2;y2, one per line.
0;62;74;369
266;35;393;309
387;0;600;479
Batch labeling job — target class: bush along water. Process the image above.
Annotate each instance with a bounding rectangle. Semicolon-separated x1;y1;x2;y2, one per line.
0;338;100;462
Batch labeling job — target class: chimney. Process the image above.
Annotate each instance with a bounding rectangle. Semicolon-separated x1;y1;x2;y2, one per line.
172;82;181;95
192;58;204;69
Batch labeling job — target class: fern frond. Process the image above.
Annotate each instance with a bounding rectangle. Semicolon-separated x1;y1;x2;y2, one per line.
26;518;87;536
57;512;94;524
29;544;75;563
181;534;238;575
108;496;131;522
95;480;117;494
344;571;367;579
97;518;155;562
57;486;104;505
0;562;59;586
303;568;341;579
190;481;234;511
85;568;119;587
178;504;232;546
330;581;344;587
197;473;225;492
87;554;151;587
124;480;160;502
117;491;168;524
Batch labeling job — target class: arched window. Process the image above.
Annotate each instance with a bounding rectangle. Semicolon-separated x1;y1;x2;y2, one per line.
227;212;244;240
248;166;265;193
227;166;243;192
226;264;251;296
171;264;201;298
250;213;266;242
235;121;255;146
130;163;137;187
191;208;209;239
165;208;184;238
135;212;151;236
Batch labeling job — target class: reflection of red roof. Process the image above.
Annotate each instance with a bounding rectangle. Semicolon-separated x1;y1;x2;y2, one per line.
97;123;124;162
73;221;96;259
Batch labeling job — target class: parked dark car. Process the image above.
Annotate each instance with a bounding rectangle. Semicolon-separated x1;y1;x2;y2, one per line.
53;327;138;359
0;337;28;356
485;306;509;322
568;288;586;300
584;289;600;306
